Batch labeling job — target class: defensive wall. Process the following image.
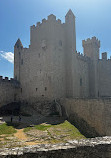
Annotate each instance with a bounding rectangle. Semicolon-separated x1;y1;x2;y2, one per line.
98;54;111;97
0;137;111;158
0;76;20;108
60;98;111;137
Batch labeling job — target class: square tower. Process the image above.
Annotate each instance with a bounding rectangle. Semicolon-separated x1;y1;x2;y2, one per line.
82;37;100;60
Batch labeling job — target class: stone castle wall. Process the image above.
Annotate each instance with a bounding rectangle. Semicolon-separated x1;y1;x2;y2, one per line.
71;52;90;98
14;11;93;102
60;98;111;136
0;76;19;107
15;15;66;102
2;10;111;103
98;58;111;97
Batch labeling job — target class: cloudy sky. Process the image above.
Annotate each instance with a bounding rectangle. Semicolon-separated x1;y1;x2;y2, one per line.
0;0;111;78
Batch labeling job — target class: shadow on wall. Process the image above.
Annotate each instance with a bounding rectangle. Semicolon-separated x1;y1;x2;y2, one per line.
0;101;101;138
0;101;66;129
68;113;100;138
60;104;101;138
0;102;21;116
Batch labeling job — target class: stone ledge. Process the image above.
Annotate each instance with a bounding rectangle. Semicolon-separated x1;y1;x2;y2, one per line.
0;136;111;156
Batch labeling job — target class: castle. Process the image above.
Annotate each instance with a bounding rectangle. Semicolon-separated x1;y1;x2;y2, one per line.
0;9;111;107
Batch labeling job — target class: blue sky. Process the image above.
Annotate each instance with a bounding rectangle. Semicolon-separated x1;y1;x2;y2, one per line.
0;0;111;78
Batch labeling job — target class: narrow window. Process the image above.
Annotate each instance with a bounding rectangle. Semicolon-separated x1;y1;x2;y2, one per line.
38;53;40;58
36;88;38;91
21;88;22;93
80;78;82;86
98;91;99;97
14;94;17;101
59;40;62;46
45;87;47;91
21;59;23;65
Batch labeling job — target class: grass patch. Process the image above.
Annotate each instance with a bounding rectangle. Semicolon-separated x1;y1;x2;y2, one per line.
54;120;86;139
24;120;85;140
34;125;52;131
0;123;16;135
24;127;32;132
24;124;52;132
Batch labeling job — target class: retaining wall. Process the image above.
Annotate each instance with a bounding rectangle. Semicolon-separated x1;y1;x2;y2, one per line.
60;98;111;136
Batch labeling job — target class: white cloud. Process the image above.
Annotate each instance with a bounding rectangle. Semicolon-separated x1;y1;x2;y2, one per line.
0;51;14;64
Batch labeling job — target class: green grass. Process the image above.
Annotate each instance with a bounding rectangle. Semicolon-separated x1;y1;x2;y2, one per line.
24;120;85;140
34;124;52;131
53;120;86;139
23;127;32;132
24;124;52;132
0;123;17;135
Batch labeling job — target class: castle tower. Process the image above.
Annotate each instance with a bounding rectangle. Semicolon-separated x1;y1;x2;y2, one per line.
14;38;23;81
65;9;76;97
65;9;76;53
82;37;100;97
82;37;100;60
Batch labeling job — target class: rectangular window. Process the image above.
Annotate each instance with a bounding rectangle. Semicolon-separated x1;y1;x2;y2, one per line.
21;59;23;65
80;78;82;86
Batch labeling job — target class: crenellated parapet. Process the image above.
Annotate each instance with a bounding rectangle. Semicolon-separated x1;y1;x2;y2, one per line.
82;36;100;60
82;37;100;48
102;52;107;60
0;76;20;87
98;52;111;61
30;14;63;31
75;51;91;62
48;14;56;21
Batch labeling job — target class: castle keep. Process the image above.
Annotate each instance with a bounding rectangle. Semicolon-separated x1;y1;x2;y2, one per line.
0;9;111;107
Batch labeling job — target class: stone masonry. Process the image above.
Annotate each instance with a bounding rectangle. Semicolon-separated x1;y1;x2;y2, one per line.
1;10;111;104
13;9;111;103
0;137;111;158
0;10;111;136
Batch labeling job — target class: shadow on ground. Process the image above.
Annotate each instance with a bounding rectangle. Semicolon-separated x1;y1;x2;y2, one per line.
0;102;100;138
3;115;66;129
0;102;67;129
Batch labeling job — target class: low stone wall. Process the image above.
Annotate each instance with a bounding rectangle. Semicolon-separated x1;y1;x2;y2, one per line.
60;98;111;136
0;137;111;158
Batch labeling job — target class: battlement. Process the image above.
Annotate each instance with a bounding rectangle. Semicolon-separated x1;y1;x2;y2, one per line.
98;52;111;61
0;76;20;86
42;18;47;23
31;24;36;29
82;37;100;48
30;14;63;31
102;52;107;60
75;51;91;62
48;14;56;21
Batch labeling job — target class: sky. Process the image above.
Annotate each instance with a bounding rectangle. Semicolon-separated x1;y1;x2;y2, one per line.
0;0;111;78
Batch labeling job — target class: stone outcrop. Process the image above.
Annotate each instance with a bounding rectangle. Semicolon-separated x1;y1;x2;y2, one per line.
0;137;111;157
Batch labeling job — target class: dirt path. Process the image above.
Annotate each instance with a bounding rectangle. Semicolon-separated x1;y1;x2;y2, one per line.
14;129;37;145
14;129;27;140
